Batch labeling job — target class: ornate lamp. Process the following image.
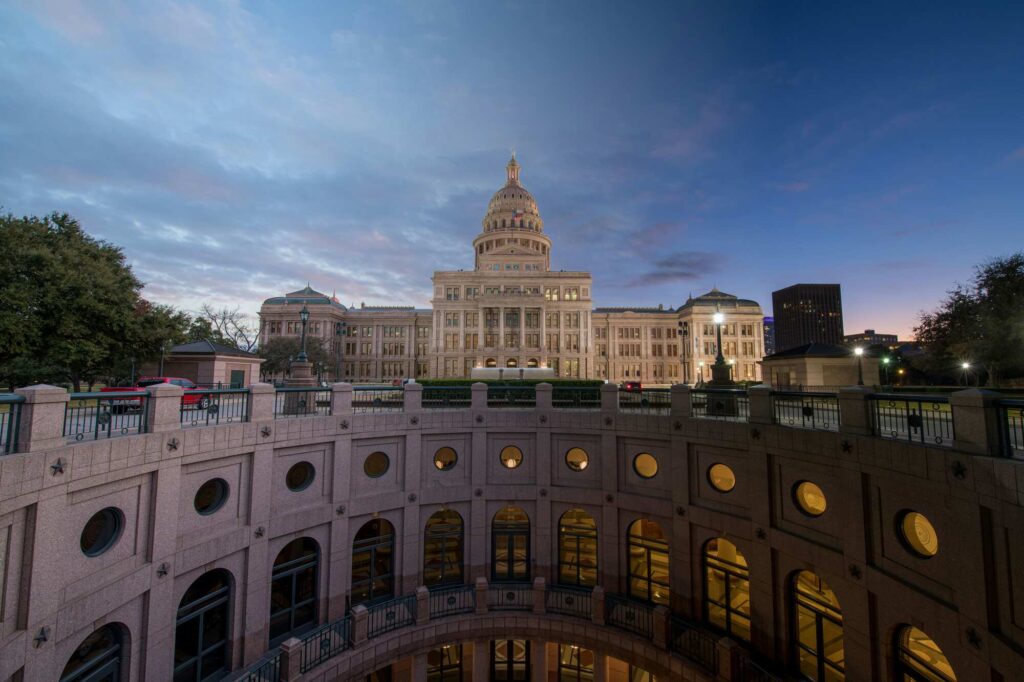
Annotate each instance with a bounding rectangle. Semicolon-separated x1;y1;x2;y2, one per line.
297;305;310;362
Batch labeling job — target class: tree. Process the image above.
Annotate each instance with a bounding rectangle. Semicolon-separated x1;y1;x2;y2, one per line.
258;336;333;381
190;304;260;351
915;253;1024;386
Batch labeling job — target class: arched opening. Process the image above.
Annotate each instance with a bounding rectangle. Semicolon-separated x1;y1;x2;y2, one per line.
627;519;670;605
352;519;395;606
896;626;956;681
427;644;463;681
506;358;518;368
703;537;751;641
175;570;231;681
558;508;598;587
491;640;530;680
558;644;594;681
492;506;530;582
424;510;464;587
792;571;844;681
61;624;124;682
527;358;539;368
270;538;319;645
486;358;497;368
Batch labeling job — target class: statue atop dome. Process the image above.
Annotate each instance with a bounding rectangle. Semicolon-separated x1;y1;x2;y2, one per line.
506;152;521;185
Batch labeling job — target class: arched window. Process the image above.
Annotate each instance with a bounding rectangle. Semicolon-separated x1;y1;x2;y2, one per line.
627;519;670;605
270;538;319;645
352;519;395;606
527;358;539;368
61;624;123;682
793;571;844;681
427;644;463;682
486;358;497;368
492;506;530;582
558;644;594;681
175;570;231;682
424;510;464;587
491;640;530;680
896;626;956;681
506;358;518;368
558;508;598;587
704;538;751;641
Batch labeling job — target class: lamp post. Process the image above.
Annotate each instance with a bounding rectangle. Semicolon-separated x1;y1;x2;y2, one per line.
854;347;864;386
335;321;347;382
708;306;733;386
961;362;970;387
698;361;704;385
297;305;310;363
881;356;891;385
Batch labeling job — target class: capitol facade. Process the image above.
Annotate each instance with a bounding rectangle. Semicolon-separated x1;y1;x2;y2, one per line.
259;156;766;384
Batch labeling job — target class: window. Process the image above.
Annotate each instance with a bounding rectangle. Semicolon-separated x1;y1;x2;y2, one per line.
500;445;523;469
707;463;736;492
351;519;394;605
491;640;530;681
270;538;319;645
61;625;123;682
286;462;316;491
896;626;956;682
175;570;231;682
704;538;751;641
627;519;670;605
898;511;939;558
492;506;530;582
793;571;844;682
793;481;827;517
364;451;390;478
427;644;463;682
80;507;124;557
545;287;560;301
558;644;594;681
194;478;229;515
445;287;460;301
558;508;598;586
434;447;457;471
424;510;464;587
633;453;659;478
565;447;589;471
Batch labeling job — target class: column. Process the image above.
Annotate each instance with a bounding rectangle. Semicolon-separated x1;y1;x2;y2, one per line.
472;640;490;680
519;305;525;356
531;639;548;680
593;652;608;682
499;306;505;350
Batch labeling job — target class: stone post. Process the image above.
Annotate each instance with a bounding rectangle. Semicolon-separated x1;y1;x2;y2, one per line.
715;637;740;682
331;382;353;416
415;585;430;625
600;383;618;414
283;361;317;415
278;637;302;682
13;385;69;453
248;383;275;421
532;576;546;615
652;605;670;649
535;382;553;411
949;389;1004;456
471;382;488;410
472;640;490;680
593;653;608;682
404;382;423;412
145;382;184;433
351;604;368;646
838;386;874;437
591;585;605;625
475;576;488;615
670;383;692;418
411;652;428;682
746;384;773;425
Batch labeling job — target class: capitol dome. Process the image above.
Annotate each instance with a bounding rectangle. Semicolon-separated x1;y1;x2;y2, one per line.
482;154;544;232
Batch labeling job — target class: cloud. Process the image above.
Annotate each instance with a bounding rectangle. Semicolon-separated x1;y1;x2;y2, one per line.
1008;146;1024;162
626;251;726;287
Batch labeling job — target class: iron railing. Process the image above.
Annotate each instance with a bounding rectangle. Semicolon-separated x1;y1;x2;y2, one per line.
545;584;592;619
734;653;784;681
999;399;1024;457
299;615;351;672
180;389;249;427
619;388;671;414
64;392;147;442
352;386;404;413
488;582;533;611
0;394;24;455
552;386;601;409
669;616;718;673
365;594;416;638
486;385;536;408
772;391;840;431
422;386;472;409
870;394;953;446
273;388;330;418
234;651;281;682
429;584;475;618
605;593;653;638
690;389;750;422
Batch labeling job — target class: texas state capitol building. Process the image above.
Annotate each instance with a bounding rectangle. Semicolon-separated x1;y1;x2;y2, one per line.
259;156;766;383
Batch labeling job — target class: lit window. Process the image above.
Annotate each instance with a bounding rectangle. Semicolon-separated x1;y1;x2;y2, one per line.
424;510;464;587
707;463;736;492
896;626;956;681
500;445;523;469
899;511;939;558
433;447;457;471
793;481;827;516
565;447;589;471
363;452;390;478
558;508;597;586
793;571;844;681
627;519;670;605
704;538;751;641
633;453;659;478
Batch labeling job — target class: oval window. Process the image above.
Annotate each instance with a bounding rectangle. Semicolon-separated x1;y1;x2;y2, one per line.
899;511;939;558
500;445;523;469
194;478;229;515
707;463;736;492
434;447;457;471
793;481;827;516
364;451;390;478
286;461;316;491
633;453;659;479
565;447;589;472
80;508;124;557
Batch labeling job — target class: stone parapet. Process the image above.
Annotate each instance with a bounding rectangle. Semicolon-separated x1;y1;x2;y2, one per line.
248;382;276;421
13;384;69;453
145;382;184;433
746;384;773;425
670;384;692;418
330;382;353;415
950;389;1003;456
838;386;873;436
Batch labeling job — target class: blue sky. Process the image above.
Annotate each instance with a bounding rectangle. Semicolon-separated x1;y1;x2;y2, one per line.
1;1;1022;338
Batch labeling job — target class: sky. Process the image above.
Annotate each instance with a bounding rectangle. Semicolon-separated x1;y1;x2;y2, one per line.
1;1;1022;339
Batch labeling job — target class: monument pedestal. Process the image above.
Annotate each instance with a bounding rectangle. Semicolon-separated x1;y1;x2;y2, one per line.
284;361;318;415
705;362;739;417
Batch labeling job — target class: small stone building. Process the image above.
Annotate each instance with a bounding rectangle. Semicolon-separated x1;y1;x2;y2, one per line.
140;340;263;388
762;342;880;388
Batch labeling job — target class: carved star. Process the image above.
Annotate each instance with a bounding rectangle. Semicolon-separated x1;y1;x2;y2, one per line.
157;562;170;578
254;526;265;538
50;458;65;476
339;420;349;429
33;626;50;648
848;564;862;580
756;528;767;540
951;461;968;479
841;440;853;453
166;438;179;451
966;627;982;649
751;428;761;440
261;426;272;438
674;421;682;430
336;505;346;515
410;416;419;425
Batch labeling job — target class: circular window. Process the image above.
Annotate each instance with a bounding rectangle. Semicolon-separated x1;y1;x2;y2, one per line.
285;461;316;491
434;447;457;471
500;445;523;469
633;453;659;479
364;451;390;478
899;511;939;558
793;481;827;516
565;447;589;471
707;463;736;492
194;478;229;515
80;508;124;557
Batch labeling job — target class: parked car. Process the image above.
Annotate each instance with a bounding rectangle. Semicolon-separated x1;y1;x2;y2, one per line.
621;380;642;393
101;377;211;412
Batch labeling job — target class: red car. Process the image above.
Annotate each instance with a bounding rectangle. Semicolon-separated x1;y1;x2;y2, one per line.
621;381;643;393
101;377;211;412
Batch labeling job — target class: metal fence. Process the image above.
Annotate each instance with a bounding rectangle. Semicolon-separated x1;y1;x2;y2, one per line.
352;386;404;413
486;385;536;408
64;392;147;442
180;389;249;427
0;394;24;455
545;584;592;619
605;593;653;639
273;388;330;418
365;594;416;638
619;388;671;414
422;386;472;409
552;386;602;410
299;615;351;672
1000;399;1024;457
429;584;475;618
870;394;953;446
690;389;750;422
234;651;280;682
488;582;533;611
772;391;840;431
669;616;718;673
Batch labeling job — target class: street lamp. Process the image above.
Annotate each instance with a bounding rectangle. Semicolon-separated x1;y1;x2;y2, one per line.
881;356;891;385
335;321;347;382
708;306;732;386
296;305;310;362
698;361;705;385
961;361;971;386
854;346;864;386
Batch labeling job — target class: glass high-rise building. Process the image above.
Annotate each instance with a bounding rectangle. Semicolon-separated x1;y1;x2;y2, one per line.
771;284;844;352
